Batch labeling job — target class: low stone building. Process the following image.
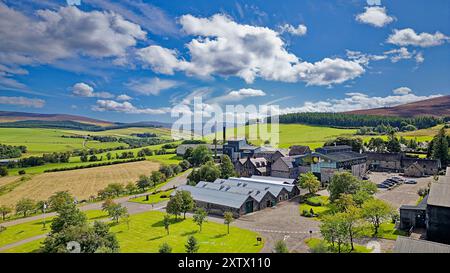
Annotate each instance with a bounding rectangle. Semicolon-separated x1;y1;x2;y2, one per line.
404;162;426;177
366;152;441;175
172;176;300;217
174;185;258;217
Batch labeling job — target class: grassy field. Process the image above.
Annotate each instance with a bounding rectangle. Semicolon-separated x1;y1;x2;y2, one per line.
1;211;263;253
205;124;357;149
305;238;372;253
0;128;125;156
111;211;263;253
0;210;108;249
63;127;173;139
0;161;160;207
129;189;174;205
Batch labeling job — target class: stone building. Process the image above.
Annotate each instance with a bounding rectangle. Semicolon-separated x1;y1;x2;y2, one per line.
235;157;269;177
366;152;441;175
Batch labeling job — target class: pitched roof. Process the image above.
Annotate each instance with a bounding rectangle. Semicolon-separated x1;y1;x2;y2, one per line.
394;236;450;253
214;178;291;197
196;181;273;202
175;185;253;209
319;151;366;163
250;175;296;185
428;175;450;208
289;145;310;156
405;161;425;173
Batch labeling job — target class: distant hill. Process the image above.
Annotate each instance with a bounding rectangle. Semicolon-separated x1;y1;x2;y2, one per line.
345;95;450;117
0;111;172;131
0;111;114;127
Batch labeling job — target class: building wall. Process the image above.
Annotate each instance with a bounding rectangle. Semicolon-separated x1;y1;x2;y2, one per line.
404;165;424;177
351;163;367;178
426;205;450;244
400;208;426;230
258;194;277;210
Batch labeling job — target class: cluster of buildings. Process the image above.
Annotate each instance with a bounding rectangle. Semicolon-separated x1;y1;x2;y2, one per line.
175;137;444;220
175;176;299;217
399;167;450;246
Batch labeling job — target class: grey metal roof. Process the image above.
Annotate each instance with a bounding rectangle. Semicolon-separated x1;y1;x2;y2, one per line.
196;181;273;202
228;177;296;191
428;175;450;208
319;145;352;151
250;175;296;185
394;236;450;253
175;185;253;209
319;151;366;163
214;178;293;197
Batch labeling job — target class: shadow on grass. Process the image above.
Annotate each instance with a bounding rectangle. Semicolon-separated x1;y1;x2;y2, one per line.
151;218;184;227
148;235;165;241
181;230;198;237
212;233;227;239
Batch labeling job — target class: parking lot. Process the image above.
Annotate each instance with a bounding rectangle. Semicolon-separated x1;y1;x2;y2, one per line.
368;172;433;209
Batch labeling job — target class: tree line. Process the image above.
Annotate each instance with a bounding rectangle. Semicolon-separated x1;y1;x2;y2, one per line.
276;112;442;129
0;143;27;159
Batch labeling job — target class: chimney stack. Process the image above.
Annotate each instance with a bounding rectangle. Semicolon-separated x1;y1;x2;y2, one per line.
223;126;226;144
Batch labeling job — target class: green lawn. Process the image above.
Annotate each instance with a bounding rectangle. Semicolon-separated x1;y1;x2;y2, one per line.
1;210;262;253
111;211;263;253
129;189;174;204
0;210;108;248
359;222;407;240
305;238;372;253
0;238;44;253
299;195;332;219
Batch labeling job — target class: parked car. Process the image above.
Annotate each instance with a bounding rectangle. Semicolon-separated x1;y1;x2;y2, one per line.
405;179;418;184
377;183;389;189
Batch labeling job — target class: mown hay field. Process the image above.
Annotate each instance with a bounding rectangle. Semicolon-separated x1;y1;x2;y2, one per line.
0;160;160;206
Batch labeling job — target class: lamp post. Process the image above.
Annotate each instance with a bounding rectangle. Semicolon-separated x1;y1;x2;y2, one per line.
43;202;47;229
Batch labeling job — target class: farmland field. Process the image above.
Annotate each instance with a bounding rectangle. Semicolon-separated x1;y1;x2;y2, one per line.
0;128;125;156
0;160;160;206
0;127;173;156
64;127;173;139
206;124;357;149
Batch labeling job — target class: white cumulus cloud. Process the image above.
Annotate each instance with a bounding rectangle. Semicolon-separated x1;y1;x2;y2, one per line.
356;6;395;28
92;100;170;114
392;87;412;95
72;82;114;98
137;14;364;86
387;28;449;47
209;88;266;103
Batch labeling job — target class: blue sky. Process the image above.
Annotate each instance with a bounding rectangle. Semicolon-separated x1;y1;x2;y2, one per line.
0;0;449;123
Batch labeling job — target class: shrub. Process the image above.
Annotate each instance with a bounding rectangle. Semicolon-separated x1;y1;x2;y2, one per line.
18;170;26;175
